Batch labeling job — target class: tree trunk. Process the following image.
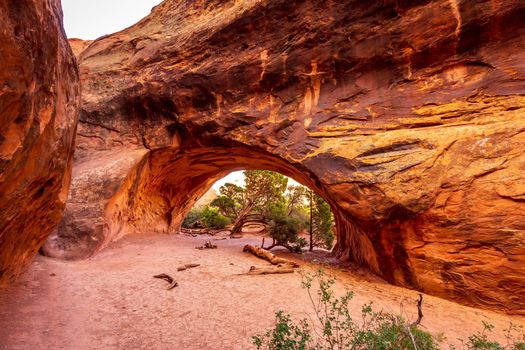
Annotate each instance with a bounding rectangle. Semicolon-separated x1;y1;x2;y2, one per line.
309;190;313;252
230;204;254;236
243;244;299;267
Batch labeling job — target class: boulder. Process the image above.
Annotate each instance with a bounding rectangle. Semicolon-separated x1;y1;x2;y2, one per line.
0;0;80;284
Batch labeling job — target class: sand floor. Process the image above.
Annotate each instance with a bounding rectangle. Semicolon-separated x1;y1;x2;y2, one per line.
1;233;523;350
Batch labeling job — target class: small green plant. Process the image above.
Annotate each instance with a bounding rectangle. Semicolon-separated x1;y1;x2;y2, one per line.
253;269;438;350
253;271;525;350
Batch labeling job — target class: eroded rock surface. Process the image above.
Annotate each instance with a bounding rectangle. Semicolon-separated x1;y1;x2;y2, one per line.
0;0;80;284
43;0;524;313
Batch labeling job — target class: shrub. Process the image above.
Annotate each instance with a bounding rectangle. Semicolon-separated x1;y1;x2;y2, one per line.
253;311;311;350
254;269;439;350
267;207;307;253
201;206;231;229
311;195;334;250
253;270;525;350
451;322;525;350
182;208;203;228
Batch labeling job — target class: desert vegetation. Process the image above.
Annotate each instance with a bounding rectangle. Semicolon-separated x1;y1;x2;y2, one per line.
182;170;335;253
253;270;525;350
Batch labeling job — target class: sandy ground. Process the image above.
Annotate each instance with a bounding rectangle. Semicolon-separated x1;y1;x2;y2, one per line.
1;233;524;350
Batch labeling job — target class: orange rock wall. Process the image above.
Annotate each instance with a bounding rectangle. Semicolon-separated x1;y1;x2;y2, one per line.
0;0;80;284
40;0;525;313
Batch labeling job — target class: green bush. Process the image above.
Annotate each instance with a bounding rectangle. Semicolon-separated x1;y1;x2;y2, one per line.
311;195;334;250
253;269;439;350
253;270;525;350
182;208;203;228
267;207;307;253
451;322;525;350
201;206;231;229
253;311;311;350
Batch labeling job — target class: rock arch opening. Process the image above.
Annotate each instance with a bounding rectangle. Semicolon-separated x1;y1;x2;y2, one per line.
181;169;337;252
42;146;353;261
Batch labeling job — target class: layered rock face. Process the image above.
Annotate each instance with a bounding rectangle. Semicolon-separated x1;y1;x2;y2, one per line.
42;0;524;313
0;0;80;284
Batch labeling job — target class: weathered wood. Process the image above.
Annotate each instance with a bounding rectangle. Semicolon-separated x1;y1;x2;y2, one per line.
242;244;299;267
181;228;226;236
230;205;253;236
177;263;201;271
410;294;424;327
153;273;178;290
246;266;294;275
185;263;200;268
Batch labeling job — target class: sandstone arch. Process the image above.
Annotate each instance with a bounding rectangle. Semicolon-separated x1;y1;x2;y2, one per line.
48;0;525;314
1;0;523;315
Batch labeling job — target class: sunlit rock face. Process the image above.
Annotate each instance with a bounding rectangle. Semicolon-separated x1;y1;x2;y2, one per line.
0;0;80;284
43;0;524;313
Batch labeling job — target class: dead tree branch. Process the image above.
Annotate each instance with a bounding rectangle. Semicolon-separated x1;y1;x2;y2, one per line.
177;263;200;271
153;273;178;290
196;240;217;250
411;294;424;327
245;266;295;275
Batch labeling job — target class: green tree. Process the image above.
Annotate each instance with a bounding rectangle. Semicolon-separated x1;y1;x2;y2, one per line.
311;193;334;250
265;202;307;253
286;185;309;216
212;170;288;236
209;193;238;221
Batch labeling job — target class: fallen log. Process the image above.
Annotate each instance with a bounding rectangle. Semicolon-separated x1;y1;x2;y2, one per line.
153;273;178;290
181;228;225;236
243;244;299;267
246;266;294;275
177;263;201;271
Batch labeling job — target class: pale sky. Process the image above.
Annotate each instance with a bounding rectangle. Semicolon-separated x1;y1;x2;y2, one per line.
212;171;245;191
61;0;163;39
211;171;301;191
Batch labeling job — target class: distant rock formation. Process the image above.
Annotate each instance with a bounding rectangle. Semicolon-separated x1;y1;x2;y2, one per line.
0;0;80;284
194;188;218;208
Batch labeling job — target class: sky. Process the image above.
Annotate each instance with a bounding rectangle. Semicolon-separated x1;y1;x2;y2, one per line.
211;171;301;191
61;0;163;39
212;171;245;191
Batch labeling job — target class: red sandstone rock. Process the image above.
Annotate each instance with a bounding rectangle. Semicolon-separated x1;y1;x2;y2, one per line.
0;0;80;284
42;0;524;313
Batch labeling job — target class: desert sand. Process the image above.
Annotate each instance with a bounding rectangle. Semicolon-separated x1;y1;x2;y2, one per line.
1;233;523;350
